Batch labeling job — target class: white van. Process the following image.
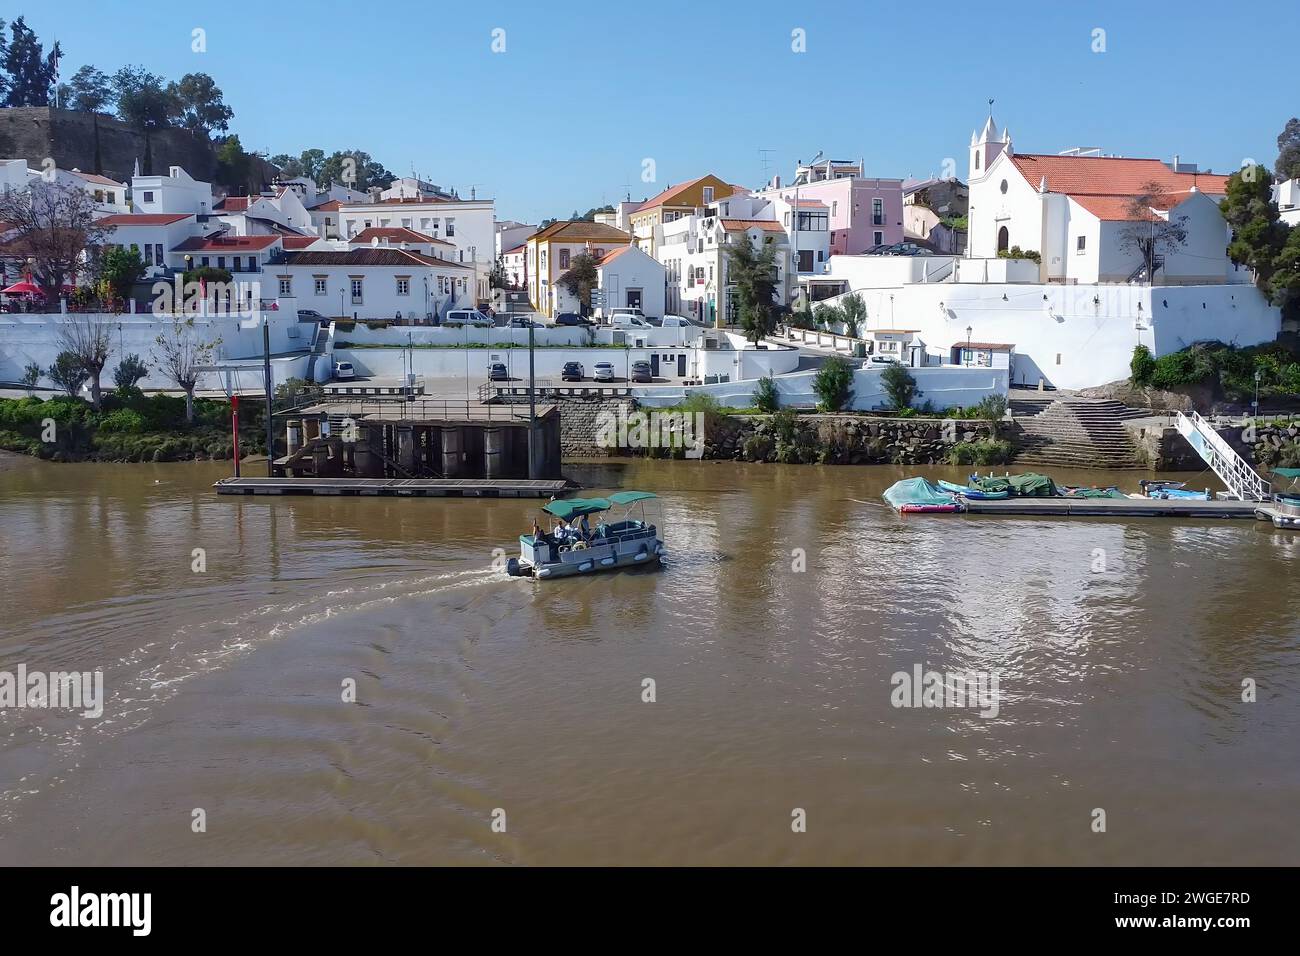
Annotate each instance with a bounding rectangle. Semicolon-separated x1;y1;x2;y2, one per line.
609;312;651;329
661;315;702;328
444;309;493;328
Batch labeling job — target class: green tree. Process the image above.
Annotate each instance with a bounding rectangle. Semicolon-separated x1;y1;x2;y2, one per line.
0;179;112;307
724;233;779;344
1130;344;1157;387
99;245;145;300
166;73;233;136
63;64;114;113
271;148;326;182
113;65;177;174
56;314;113;410
113;353;149;391
557;253;599;315
214;135;255;192
1;17;61;107
1276;118;1300;181
317;149;395;192
839;292;867;338
47;351;87;398
753;374;779;412
813;355;855;411
154;317;220;423
21;361;41;394
813;302;842;329
1221;164;1300;326
880;361;916;411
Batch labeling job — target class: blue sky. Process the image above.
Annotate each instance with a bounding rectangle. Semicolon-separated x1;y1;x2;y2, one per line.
23;0;1298;223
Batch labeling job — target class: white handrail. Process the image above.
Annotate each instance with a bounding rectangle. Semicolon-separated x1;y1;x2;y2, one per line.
1174;411;1270;501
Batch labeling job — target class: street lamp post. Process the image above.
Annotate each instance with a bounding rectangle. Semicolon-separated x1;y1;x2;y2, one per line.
1254;368;1262;419
965;325;973;366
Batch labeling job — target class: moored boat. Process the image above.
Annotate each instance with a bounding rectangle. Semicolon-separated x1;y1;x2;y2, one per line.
506;491;666;579
937;479;1010;500
883;477;964;514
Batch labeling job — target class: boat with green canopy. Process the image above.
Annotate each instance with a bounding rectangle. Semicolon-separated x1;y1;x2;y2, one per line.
506;491;666;579
1255;468;1300;529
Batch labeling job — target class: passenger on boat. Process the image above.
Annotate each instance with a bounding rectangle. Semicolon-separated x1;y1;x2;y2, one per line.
578;514;591;542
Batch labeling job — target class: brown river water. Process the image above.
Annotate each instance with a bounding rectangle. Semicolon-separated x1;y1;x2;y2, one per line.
0;454;1297;866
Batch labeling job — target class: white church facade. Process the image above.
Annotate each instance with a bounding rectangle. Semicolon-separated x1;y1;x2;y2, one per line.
965;116;1252;286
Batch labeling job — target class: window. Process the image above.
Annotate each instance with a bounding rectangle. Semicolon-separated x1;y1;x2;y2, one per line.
594;248;604;258
1000;179;1008;194
559;249;570;269
351;278;363;303
798;250;813;272
201;256;210;267
107;192;116;203
155;244;163;265
142;191;154;203
142;245;153;266
217;257;225;269
314;278;327;295
232;258;241;272
1076;235;1087;253
279;278;292;296
874;231;884;245
797;212;828;231
248;256;256;271
445;218;455;237
872;198;884;226
702;186;714;203
396;277;410;295
974;152;980;171
832;201;838;216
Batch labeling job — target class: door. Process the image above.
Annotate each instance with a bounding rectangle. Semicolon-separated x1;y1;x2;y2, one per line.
626;288;642;311
677;354;687;377
650;354;659;376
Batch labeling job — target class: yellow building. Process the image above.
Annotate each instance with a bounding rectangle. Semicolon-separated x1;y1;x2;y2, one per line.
525;220;632;317
626;174;747;256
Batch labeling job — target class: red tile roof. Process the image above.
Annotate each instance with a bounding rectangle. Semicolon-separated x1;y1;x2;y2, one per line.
635;175;746;211
72;170;125;187
214;196;270;212
501;244;526;256
314;199;343;212
1069;193;1200;222
348;226;451;247
98;213;193;226
721;219;785;232
1009;154;1229;199
963;342;1015;350
597;246;636;266
281;235;320;250
172;234;282;252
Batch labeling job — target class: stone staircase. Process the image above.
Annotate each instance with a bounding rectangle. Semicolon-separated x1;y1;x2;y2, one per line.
1013;398;1148;469
1008;393;1055;418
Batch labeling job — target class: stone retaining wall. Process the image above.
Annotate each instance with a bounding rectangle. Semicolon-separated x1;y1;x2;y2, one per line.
557;396;637;457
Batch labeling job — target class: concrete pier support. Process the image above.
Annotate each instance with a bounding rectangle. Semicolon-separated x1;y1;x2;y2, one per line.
396;425;417;475
285;420;303;458
441;426;464;477
483;426;509;478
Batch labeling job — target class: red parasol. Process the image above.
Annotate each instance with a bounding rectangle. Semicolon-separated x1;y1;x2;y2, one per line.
1;280;43;296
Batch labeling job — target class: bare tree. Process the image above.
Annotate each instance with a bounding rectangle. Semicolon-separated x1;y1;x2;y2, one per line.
56;313;113;409
1117;181;1189;283
0;179;112;308
153;316;220;423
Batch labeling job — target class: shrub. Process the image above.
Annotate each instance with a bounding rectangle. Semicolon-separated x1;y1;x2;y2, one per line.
48;351;87;397
1130;345;1156;387
880;362;916;410
97;409;148;434
753;375;779;412
812;355;855;411
949;439;1014;466
770;408;798;444
789;308;815;330
973;394;1008;420
114;354;150;391
21;362;41;392
997;245;1041;263
741;434;774;461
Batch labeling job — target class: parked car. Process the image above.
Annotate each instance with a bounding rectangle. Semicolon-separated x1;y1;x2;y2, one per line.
445;309;493;327
487;362;509;381
297;309;328;324
593;361;616;382
334;361;356;380
661;314;704;328
554;312;594;327
609;312;651;329
630;360;653;383
506;315;543;328
864;356;897;367
561;361;584;382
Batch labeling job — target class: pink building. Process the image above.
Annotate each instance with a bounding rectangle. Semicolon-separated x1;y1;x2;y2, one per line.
755;157;904;255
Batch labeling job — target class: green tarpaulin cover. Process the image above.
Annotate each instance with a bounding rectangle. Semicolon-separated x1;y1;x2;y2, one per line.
1271;468;1300;478
972;473;1058;497
1062;486;1126;499
543;497;611;520
609;491;658;505
883;478;957;511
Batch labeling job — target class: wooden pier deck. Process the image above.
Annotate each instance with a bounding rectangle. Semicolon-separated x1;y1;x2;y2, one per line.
214;477;569;498
961;497;1259;519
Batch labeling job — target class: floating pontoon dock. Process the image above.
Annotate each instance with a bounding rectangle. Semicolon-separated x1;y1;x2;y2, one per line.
214;477;569;498
961;497;1258;519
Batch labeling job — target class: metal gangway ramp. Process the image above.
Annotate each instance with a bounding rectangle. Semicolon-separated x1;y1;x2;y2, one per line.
1174;411;1271;501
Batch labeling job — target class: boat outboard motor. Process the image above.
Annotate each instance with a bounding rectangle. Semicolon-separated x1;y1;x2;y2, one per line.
506;558;523;577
